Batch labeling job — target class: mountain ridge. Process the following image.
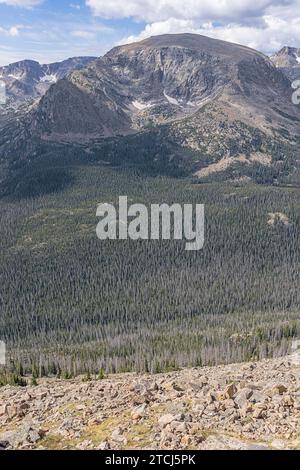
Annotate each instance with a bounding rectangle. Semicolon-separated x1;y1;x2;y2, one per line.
1;34;300;188
32;34;299;140
0;56;97;103
271;46;300;81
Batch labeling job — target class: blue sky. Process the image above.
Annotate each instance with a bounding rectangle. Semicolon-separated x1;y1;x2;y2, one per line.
0;0;300;65
0;0;144;64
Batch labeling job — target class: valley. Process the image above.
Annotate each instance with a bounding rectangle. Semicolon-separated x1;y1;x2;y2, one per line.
0;32;299;406
0;164;299;377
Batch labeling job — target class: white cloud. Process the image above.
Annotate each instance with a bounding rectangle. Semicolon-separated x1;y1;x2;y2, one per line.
0;25;20;36
71;23;114;39
123;15;300;54
70;3;81;9
71;30;95;39
0;0;42;6
92;0;300;54
86;0;294;23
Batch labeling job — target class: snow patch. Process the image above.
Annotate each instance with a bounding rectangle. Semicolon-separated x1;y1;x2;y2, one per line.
132;100;153;111
40;74;57;83
293;52;300;64
164;91;180;106
8;74;21;80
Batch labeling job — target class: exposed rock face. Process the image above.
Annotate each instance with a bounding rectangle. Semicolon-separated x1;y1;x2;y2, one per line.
0;57;96;103
0;354;299;450
271;46;300;81
1;35;300;183
30;34;300;171
33;35;297;135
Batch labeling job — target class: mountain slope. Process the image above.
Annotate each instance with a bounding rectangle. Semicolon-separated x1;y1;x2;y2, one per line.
1;34;300;186
33;35;300;144
35;34;298;139
271;46;300;81
1;353;300;450
0;57;96;104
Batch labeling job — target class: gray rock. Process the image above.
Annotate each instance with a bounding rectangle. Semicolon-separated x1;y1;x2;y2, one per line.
0;440;10;450
97;441;111;450
158;414;175;428
235;389;253;409
250;391;267;404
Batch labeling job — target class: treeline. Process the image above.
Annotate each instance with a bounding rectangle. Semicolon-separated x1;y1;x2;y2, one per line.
2;311;299;380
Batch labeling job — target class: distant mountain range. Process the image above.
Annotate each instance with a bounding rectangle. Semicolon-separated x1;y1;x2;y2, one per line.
0;34;300;193
0;57;96;103
27;35;300;146
271;46;300;81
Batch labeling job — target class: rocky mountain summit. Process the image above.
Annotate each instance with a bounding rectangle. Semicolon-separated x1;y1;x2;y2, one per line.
0;353;299;451
1;34;300;188
7;34;298;184
271;46;300;81
33;34;299;144
0;57;96;104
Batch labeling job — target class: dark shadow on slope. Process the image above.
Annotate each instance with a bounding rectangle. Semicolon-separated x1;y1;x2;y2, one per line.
1;166;74;200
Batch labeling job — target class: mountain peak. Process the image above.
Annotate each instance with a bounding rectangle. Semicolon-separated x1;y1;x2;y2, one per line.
271;45;300;80
2;33;299;187
107;33;265;62
276;45;300;55
0;56;97;103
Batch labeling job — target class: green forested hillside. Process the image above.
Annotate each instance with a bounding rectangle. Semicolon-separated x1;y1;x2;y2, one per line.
0;161;299;376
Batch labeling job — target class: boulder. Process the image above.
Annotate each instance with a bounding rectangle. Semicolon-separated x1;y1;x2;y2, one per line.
0;440;10;450
0;405;8;417
253;404;267;419
97;441;110;450
249;390;266;404
131;403;147;420
235;389;253;409
225;384;238;399
158;414;175;428
271;385;288;396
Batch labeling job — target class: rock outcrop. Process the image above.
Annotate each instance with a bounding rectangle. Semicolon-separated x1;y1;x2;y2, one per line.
2;34;300;184
0;57;96;104
33;34;299;145
271;46;300;81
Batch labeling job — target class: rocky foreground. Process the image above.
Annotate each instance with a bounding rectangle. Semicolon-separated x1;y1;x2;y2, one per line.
0;353;299;451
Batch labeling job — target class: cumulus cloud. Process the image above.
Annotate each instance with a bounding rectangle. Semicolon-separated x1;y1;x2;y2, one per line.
0;0;42;7
71;23;114;40
87;0;300;53
0;25;20;36
124;15;300;54
86;0;293;23
71;30;95;39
